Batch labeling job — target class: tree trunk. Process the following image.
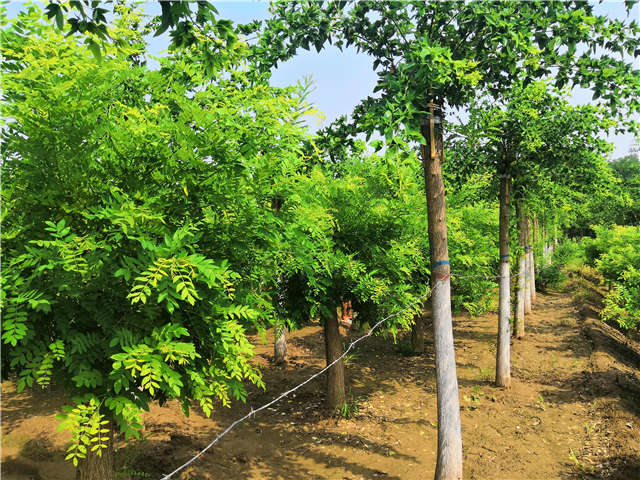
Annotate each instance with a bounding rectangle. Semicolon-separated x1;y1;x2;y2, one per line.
495;174;511;387
412;300;433;354
529;215;537;302
515;201;527;339
75;422;115;480
411;313;426;354
272;197;287;365
523;216;532;315
274;323;287;364
529;237;536;303
420;101;463;480
324;310;345;411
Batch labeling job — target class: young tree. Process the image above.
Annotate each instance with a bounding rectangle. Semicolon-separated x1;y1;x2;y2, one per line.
275;153;431;410
1;7;315;478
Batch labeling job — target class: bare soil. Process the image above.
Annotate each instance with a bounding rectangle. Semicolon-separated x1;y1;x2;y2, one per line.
3;284;640;480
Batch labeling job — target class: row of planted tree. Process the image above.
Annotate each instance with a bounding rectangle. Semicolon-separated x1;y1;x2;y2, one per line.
2;2;638;480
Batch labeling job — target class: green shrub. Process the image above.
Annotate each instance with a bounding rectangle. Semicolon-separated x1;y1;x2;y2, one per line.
583;237;602;267
593;226;640;284
536;263;564;292
586;225;640;330
553;239;586;270
601;266;640;330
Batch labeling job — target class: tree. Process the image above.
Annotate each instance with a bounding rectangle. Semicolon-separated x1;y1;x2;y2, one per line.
274;153;431;410
42;1;238;58
1;6;316;478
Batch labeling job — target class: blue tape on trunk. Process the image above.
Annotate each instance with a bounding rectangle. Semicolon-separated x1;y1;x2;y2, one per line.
500;254;510;259
431;260;450;268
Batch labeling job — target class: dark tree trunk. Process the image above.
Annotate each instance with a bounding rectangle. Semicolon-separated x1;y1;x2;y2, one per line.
324;310;345;411
75;421;115;480
411;301;428;354
411;315;426;354
420;101;463;480
496;173;511;387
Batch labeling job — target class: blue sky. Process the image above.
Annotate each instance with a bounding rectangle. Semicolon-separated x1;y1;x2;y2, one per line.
6;1;639;157
196;1;640;158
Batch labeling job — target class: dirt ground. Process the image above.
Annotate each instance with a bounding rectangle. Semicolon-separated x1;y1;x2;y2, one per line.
3;280;640;480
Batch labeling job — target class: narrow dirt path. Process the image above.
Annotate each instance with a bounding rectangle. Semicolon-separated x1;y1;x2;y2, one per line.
2;290;639;479
458;291;639;479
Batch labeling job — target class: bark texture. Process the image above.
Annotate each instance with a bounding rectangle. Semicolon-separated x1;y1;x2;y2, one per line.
324;311;345;411
515;202;527;339
529;247;536;302
75;423;115;480
529;216;537;302
523;216;532;314
274;324;287;364
412;301;433;354
495;174;511;387
411;313;426;354
420;102;463;480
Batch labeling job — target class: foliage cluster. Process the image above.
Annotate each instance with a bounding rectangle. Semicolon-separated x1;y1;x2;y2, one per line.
1;4;306;453
584;226;640;329
0;6;500;460
569;154;640;235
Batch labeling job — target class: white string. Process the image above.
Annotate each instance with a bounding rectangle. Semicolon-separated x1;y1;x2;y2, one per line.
156;265;538;478
450;271;521;280
158;280;444;480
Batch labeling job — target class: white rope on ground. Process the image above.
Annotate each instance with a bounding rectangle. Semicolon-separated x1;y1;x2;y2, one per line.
158;280;444;480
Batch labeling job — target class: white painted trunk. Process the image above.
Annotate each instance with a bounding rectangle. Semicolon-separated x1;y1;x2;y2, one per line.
432;278;463;480
529;249;536;302
420;102;463;480
516;253;526;338
495;174;511;387
524;247;532;314
496;259;511;386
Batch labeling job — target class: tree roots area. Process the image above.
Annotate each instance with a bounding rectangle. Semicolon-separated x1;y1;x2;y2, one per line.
3;282;640;480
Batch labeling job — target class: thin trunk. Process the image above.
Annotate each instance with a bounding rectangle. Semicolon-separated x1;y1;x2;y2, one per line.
411;312;426;354
272;198;287;365
529;242;536;302
274;323;287;364
523;216;532;315
530;215;537;301
420;101;463;480
412;299;432;354
496;174;511;387
324;310;345;411
515;202;526;339
75;421;115;480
